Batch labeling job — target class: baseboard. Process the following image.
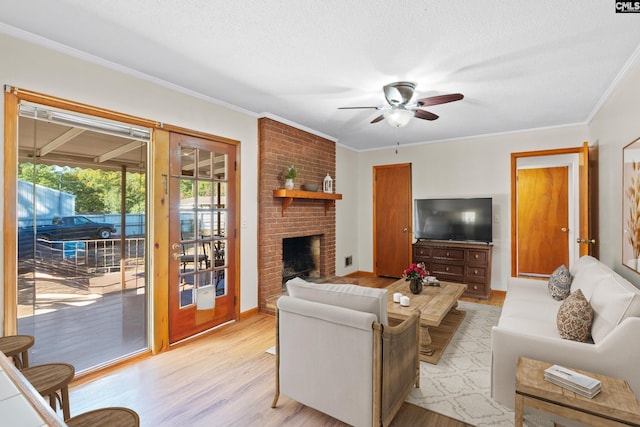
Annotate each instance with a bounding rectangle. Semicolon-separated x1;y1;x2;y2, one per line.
240;307;260;320
344;270;376;277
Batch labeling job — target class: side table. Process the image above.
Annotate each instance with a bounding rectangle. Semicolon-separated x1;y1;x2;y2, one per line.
515;357;640;427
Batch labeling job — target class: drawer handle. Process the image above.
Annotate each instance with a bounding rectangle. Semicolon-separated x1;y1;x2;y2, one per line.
446;252;450;257
474;285;478;290
445;267;450;271
474;269;478;274
474;254;479;259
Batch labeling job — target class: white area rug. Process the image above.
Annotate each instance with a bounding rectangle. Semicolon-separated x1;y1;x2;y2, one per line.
406;301;553;427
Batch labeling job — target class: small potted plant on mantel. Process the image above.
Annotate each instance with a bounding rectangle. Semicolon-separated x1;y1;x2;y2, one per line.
284;164;298;190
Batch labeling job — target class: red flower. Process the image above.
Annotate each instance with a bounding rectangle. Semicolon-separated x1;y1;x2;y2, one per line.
402;262;428;281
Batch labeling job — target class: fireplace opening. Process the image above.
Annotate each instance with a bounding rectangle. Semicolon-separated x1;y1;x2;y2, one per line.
282;235;321;288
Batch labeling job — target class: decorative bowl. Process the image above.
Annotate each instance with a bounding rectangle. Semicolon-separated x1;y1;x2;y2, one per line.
302;183;319;192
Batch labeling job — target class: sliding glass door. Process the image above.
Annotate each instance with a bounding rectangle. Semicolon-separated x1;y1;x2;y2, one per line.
16;103;150;373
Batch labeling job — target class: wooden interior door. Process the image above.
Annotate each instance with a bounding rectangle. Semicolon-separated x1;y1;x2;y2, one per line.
579;142;599;257
373;164;412;277
168;132;236;343
517;166;569;276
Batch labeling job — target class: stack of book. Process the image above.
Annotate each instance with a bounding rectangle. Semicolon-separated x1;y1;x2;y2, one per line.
544;365;601;398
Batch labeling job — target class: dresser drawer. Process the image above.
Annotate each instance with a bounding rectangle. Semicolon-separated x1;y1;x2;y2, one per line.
413;246;431;259
467;250;488;264
431;263;464;277
432;248;465;261
466;282;488;296
466;266;487;281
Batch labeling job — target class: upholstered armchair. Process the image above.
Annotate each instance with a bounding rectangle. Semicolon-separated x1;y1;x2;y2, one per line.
271;278;420;427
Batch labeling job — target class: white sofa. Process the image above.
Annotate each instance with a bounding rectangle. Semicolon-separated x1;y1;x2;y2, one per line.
491;256;640;409
272;277;420;427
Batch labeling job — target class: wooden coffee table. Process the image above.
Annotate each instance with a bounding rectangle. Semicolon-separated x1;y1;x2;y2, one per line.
386;278;466;364
515;357;640;426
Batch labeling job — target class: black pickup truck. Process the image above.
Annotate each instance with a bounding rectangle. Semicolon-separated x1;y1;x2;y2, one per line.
19;215;117;241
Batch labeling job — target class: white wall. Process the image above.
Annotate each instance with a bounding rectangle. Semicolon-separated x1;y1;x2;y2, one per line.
335;144;360;276
343;125;591;291
589;51;640;286
0;31;260;314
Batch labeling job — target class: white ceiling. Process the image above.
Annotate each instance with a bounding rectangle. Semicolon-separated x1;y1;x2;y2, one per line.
2;0;640;151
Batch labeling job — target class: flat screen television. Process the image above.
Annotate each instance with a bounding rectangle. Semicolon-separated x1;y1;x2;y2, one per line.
414;197;493;243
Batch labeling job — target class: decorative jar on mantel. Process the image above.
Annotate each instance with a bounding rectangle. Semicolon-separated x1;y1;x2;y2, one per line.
284;179;294;190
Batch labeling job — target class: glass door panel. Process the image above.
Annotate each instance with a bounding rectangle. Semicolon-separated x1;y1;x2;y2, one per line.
168;133;235;343
16;104;149;373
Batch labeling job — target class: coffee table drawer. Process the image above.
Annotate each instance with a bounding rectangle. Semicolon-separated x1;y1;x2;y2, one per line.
431;263;464;278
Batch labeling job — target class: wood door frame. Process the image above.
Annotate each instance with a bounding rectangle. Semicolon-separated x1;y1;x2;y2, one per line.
3;87;241;356
511;142;591;277
372;163;412;277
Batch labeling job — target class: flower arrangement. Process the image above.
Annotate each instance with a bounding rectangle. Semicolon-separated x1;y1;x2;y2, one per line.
285;164;298;180
403;262;427;282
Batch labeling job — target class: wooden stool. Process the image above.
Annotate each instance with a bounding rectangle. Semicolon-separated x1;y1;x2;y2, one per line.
22;363;75;420
0;335;34;369
66;407;140;427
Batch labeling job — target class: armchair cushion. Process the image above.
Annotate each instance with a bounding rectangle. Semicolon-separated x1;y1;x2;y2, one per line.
286;277;388;325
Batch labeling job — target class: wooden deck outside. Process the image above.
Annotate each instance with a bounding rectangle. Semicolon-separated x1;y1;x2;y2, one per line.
17;238;148;374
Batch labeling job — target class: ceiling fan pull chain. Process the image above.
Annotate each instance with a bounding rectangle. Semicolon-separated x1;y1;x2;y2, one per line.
395;127;400;154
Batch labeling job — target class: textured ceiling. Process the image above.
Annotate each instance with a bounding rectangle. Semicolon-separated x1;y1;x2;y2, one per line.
2;0;640;151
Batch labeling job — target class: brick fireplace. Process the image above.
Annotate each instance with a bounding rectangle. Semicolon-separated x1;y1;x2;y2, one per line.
258;117;337;314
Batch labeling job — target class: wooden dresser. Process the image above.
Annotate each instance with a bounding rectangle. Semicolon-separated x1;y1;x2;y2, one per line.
412;240;493;299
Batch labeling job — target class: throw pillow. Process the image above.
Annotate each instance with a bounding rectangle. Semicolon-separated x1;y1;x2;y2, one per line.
556;289;593;342
548;264;572;301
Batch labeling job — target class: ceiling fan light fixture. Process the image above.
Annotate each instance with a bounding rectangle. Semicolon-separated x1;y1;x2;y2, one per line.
384;108;414;127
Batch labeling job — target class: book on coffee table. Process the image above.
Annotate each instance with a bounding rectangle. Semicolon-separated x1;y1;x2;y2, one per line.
544;365;601;398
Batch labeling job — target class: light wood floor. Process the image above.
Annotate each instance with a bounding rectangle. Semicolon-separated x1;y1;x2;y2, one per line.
67;275;503;426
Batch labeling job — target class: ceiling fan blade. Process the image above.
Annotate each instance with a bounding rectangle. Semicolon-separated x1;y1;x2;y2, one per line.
370;114;385;124
337;106;379;110
417;93;464;107
414;109;439;121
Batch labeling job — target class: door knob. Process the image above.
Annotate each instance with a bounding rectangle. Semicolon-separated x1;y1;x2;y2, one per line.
577;238;597;244
402;227;408;232
561;227;568;233
172;253;180;260
171;243;180;250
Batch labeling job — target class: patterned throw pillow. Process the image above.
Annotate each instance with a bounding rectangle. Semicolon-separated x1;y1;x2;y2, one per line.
548;264;572;301
556;289;593;342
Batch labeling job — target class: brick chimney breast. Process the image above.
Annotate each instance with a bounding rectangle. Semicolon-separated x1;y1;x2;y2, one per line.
258;118;337;314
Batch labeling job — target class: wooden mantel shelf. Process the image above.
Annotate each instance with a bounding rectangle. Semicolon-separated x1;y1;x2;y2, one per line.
273;189;343;215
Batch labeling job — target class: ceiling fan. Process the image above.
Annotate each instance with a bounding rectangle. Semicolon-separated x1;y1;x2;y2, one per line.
338;81;463;127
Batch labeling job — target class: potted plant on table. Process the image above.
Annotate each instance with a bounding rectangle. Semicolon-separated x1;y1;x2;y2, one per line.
403;262;427;294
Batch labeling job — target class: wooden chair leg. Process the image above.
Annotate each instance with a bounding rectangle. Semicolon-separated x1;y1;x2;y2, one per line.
61;386;70;420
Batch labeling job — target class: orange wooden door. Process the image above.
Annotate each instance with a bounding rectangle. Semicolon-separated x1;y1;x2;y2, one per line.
579;142;599;257
168;132;236;343
517;166;569;276
373;164;412;277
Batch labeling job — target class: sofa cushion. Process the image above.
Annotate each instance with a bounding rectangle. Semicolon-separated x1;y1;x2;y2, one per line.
548;264;572;300
557;289;593;342
590;273;640;343
286;277;388;325
570;255;609;300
